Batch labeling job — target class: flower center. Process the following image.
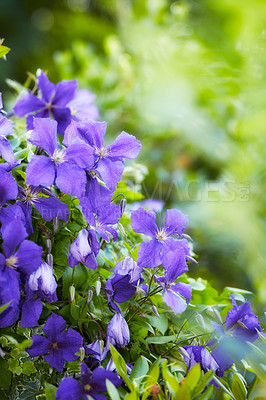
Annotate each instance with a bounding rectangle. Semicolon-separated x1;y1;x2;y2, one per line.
84;384;91;392
23;186;39;204
52;342;58;349
6;255;18;269
95;147;108;157
52;149;65;165
156;229;167;242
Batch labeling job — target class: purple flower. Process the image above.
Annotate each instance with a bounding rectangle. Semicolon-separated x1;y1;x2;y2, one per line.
67;89;99;122
131;207;190;268
14;71;77;134
64;120;141;190
113;256;143;285
130;199;164;213
183;345;219;373
17;185;69;233
0;93;15;162
56;363;121;400
106;313;130;349
156;249;192;314
0;260;20;328
68;229;100;269
27;313;83;372
0;167;18;206
25;118;94;197
86;203;121;242
225;295;262;342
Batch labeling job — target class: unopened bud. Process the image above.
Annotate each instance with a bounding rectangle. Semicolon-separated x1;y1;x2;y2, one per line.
120;198;127;215
117;223;126;237
87;289;93;304
178;347;190;359
95;279;101;296
49;367;53;374
53;216;59;234
186;255;198;264
46;238;52;253
152;305;160;318
69;285;75;302
80;346;85;361
196;313;206;331
212;307;223;323
236;320;248;329
46;253;53;267
182;233;193;241
99;340;104;355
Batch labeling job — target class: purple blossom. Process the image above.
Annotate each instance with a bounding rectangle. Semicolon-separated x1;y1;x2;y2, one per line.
56;363;121;400
0;93;15;162
131;207;190;268
106;313;130;349
0;167;18;206
156;249;192;314
68;229;100;269
183;345;219;373
67;89;99;122
14;71;77;134
17;185;69;233
86;203;121;242
64;120;141;190
27;313;83;372
25;118;94;197
0;260;20;328
225;295;262;342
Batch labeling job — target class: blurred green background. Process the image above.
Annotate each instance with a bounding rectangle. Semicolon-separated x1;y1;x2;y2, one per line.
1;0;266;304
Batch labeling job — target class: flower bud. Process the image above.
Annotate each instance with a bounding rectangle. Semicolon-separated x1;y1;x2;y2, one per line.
87;289;93;304
211;307;223;323
186;255;198;264
95;279;101;296
46;238;52;253
178;346;191;359
152;305;160;318
69;285;75;302
117;223;126;237
181;233;193;241
196;313;206;331
53;216;59;234
46;253;53;267
28;262;57;300
106;313;130;348
120;198;127;215
80;346;85;361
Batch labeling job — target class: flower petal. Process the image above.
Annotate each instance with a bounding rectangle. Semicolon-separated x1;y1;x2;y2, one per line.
27;335;51;357
0;168;18;206
0;136;16;162
13;93;45;117
56;377;83;400
51;107;72;135
38;71;55;103
55;162;86;197
96;158;124;190
107;131;141;159
29;118;58;156
162;290;188;314
16;240;43;275
164;209;188;237
21;297;43;328
137;239;161;268
43;313;66;341
44;348;65;372
131;207;158;237
65;140;95;169
33;197;69;222
59;329;83;361
26;155;55;187
53;80;77;107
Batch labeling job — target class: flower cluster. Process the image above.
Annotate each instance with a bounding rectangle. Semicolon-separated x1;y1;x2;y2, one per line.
0;70;264;399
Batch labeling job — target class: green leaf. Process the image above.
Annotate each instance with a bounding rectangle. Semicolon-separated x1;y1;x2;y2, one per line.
148;313;168;334
184;364;201;390
231;373;247;400
8;358;22;375
0;46;10;58
161;361;179;396
196;384;213;400
44;382;57;400
212;375;236;400
175;384;191;400
110;344;134;390
22;360;37;376
0;302;11;314
142;365;160;400
146;335;175;344
130;356;149;384
192;370;214;397
0;358;11;390
106;379;121;400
